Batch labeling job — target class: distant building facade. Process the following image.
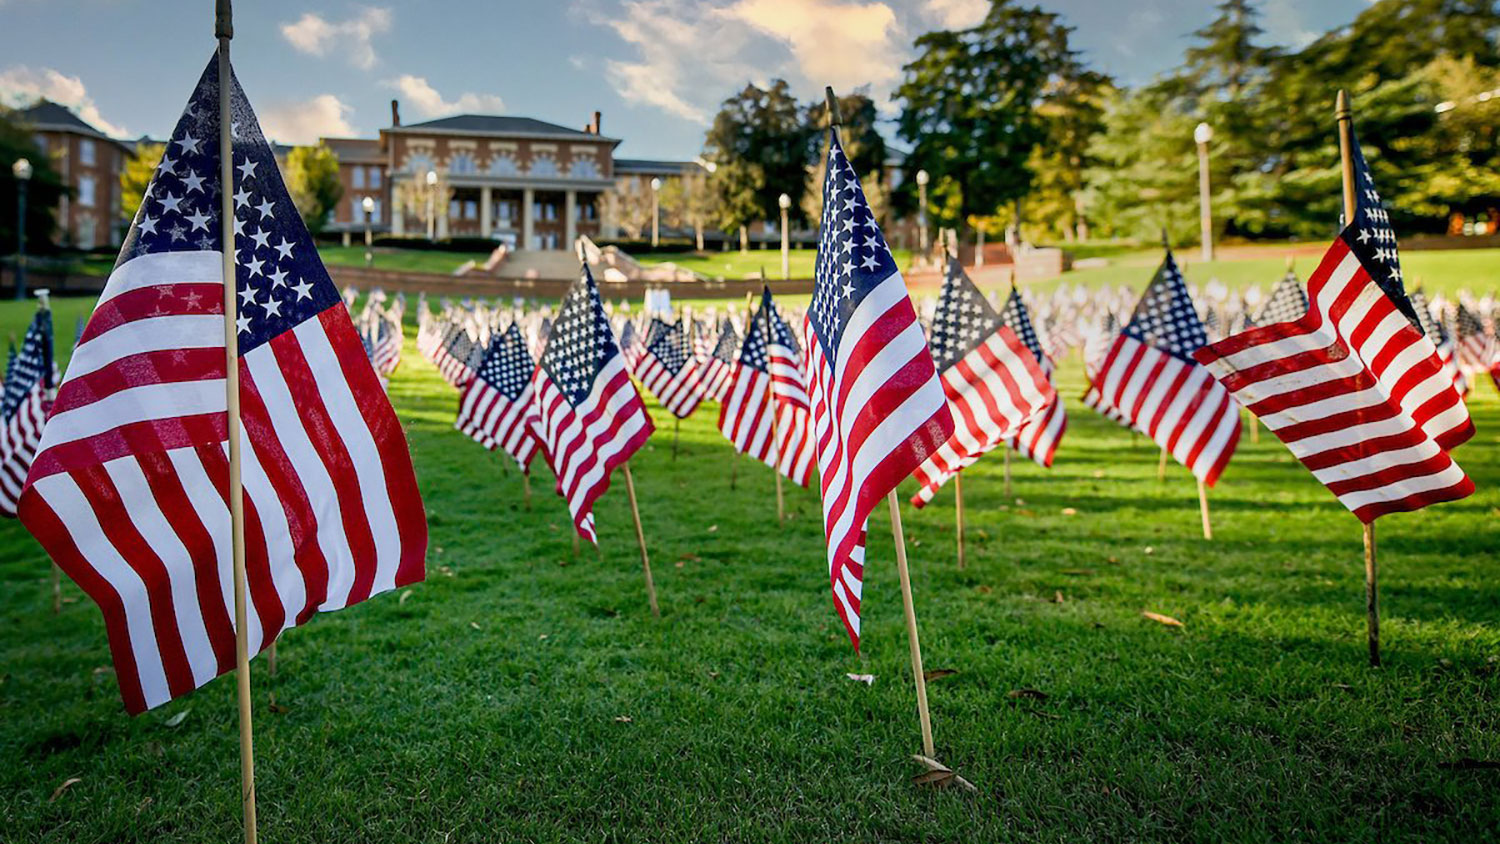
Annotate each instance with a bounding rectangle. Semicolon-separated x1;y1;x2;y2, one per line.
14;100;130;249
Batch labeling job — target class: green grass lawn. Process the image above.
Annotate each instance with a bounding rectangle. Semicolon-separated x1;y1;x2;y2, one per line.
626;248;915;281
317;244;496;275
1;302;1498;843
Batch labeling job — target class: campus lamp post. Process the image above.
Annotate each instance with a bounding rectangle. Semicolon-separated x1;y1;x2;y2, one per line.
915;168;929;254
12;157;31;301
650;177;661;248
362;196;375;268
778;192;791;280
425;169;438;241
1195;122;1214;263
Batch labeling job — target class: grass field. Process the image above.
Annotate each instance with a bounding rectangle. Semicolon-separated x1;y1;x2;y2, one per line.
1;300;1498;843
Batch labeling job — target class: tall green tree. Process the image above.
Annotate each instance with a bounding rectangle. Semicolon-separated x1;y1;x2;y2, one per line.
703;81;814;237
0;109;66;254
284;143;343;234
894;1;1087;232
120;141;164;225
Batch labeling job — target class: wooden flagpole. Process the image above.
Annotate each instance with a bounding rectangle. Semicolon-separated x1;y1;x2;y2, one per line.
887;492;934;758
522;472;532;511
729;291;754;490
760;277;785;524
1157;445;1169;482
953;474;966;570
1197;479;1213;540
621;462;659;617
217;2;258;841
1337;88;1380;668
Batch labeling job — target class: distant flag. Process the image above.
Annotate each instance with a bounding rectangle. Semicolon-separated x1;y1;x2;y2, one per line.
699;318;740;402
910;261;1053;507
999;287;1068;469
1089;251;1241;485
1341;128;1472;450
434;322;478;388
1194;227;1473;521
806;131;952;649
718;287;814;487
0;308;54;516
1409;291;1465;398
455;322;540;471
618;318;641;370
531;265;654;542
1454;303;1492;378
1256;271;1310;325
634;318;706;418
18;57;426;713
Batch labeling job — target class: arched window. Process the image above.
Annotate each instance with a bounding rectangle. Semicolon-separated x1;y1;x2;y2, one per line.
529;154;559;178
488;154;519;177
569;158;600;180
406;153;434;175
449;152;477;175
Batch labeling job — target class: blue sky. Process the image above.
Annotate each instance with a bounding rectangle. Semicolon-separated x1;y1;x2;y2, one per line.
0;0;1372;160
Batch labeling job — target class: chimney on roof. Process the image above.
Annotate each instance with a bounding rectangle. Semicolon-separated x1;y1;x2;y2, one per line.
391;99;400;127
593;110;602;135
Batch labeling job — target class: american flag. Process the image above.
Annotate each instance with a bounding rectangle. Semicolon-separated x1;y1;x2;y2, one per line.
1410;291;1466;398
0;308;54;516
1090;251;1241;485
999;287;1068;469
433;320;479;388
456;321;540;471
718;287;814;487
633;317;705;418
532;265;654;543
806;132;952;650
18;58;426;713
1194;230;1473;522
910;260;1053;507
1256;271;1310;325
617;317;642;371
1455;303;1493;378
699;318;740;402
1341;129;1472;450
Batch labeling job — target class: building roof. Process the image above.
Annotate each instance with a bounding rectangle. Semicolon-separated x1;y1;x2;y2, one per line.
13;99;125;146
391;114;618;143
614;158;703;176
321;136;384;162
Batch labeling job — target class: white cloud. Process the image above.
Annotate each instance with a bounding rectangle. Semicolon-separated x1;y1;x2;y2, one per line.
1261;0;1318;49
925;0;986;29
0;65;128;136
726;0;903;94
383;75;505;118
280;7;392;70
259;94;355;145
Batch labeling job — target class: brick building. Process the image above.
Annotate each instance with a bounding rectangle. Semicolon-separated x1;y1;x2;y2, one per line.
15;100;130;248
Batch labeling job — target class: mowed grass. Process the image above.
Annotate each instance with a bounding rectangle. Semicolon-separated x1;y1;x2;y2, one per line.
0;301;1498;843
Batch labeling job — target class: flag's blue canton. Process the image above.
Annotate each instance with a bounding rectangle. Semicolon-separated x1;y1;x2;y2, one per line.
741;289;798;373
1122;252;1207;362
0;310;52;419
1258;272;1309;325
445;327;475;368
1408;291;1449;346
809;131;897;360
645;319;689;376
928;258;999;372
1344;131;1417;327
999;286;1044;364
118;56;340;356
540;266;619;406
618;319;636;351
1457;303;1484;339
477;322;534;401
711;319;739;364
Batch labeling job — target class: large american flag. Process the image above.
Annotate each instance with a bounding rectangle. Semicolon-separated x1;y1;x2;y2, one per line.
18;58;426;714
718;287;813;487
1342;129;1472;450
910;260;1053;507
456;321;540;471
1090;251;1241;485
532;265;654;543
1194;230;1473;521
999;287;1067;469
807;132;952;650
634;317;705;418
0;308;54;516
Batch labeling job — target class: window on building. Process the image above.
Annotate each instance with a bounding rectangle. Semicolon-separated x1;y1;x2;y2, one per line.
576;201;597;221
529;155;559;178
463;200;478;220
78;176;96;208
369;167;381;188
77;217;97;249
449;199;461;220
570;159;599;180
450;153;477;175
352;167;365;189
488;155;519;177
80;139;96;166
496;201;515;226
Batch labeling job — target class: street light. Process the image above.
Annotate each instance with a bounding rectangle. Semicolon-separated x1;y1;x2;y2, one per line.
425;169;438;241
650;177;662;248
915;168;929;253
12;157;32;301
778;192;791;280
362;195;375;267
1194;122;1214;263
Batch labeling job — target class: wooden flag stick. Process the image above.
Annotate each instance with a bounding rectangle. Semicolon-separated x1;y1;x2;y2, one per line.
1337;89;1380;668
522;472;532;511
953;473;966;570
621;462;659;617
1157;445;1169;482
887;492;935;758
760;280;785;523
217;3;258;841
1002;446;1013;499
1197;479;1212;540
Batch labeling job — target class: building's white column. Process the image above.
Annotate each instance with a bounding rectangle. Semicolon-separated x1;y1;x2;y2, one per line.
564;190;577;251
392;187;405;236
522;187;535;250
480;185;493;238
436;193;450;240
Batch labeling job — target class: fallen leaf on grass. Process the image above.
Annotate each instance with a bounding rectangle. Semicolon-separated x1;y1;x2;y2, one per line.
1051;591;1066;603
614;715;633;723
1143;611;1183;628
1007;688;1048;700
1091;470;1105;479
923;669;958;682
267;694;288;714
538;634;549;640
469;622;481;631
846;673;876;685
1143;546;1155;555
398;590;413;606
974;585;992;594
163;709;190;728
1061;507;1078;516
49;777;81;803
707;524;718;533
911;755;978;793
